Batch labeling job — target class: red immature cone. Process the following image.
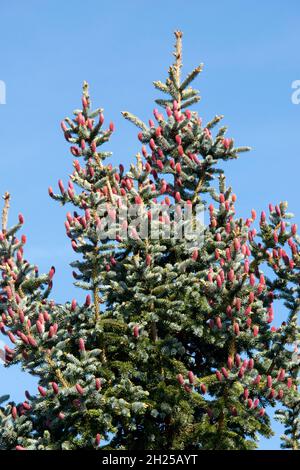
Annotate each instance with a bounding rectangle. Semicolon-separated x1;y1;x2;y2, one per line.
244;388;249;399
260;211;266;223
253;325;259;337
95;378;101;391
133;325;139;338
192;249;198;261
18;310;24;323
216;275;222;289
245;306;251;316
188;371;195;384
177;374;184;385
253;375;261;385
268;389;275;399
12;406;18;420
235;354;241;367
227;357;233;369
146;254;151;266
18;213;24;224
16;446;26;451
177;145;184;156
75;383;84;395
248;358;254;370
291;223;297;235
253;398;260;409
249;273;255;286
126;179;133;190
58;412;65;420
223;137;231;149
259;408;265;417
156;160;164;171
85;294;91;306
8;331;16;343
48;266;55;280
277;368;285;381
74;160;81;172
28;336;37;347
52;382;59;394
109;122;115;132
77;112;85;126
215;370;222;382
71;299;77;311
226;305;232;318
200;384;207;394
175;162;181;174
95;434;101;446
184;384;191;393
175;134;182;145
175;192;181;203
22;402;31;411
38;386;47;397
219;193;225;203
48;186;54;197
61;120;67;132
287;377;293;388
221;367;228;379
36;320;44;335
43;311;50;322
247;398;253;409
58;179;65;194
21;234;26;244
79;338;85;352
233;322;240;335
267;375;272;388
277;389;284;399
149;138;156;150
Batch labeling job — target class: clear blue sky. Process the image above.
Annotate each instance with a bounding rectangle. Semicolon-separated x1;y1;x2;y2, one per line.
0;0;299;450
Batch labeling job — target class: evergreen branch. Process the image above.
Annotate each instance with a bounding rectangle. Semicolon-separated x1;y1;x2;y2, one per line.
180;96;201;109
121;111;148;131
1;192;10;234
155;98;174;108
180;64;204;91
206;115;224;130
153;80;170;94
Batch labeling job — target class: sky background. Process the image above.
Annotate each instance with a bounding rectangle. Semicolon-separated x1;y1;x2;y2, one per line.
0;0;300;450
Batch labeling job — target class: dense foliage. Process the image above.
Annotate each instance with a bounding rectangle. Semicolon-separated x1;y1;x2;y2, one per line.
0;32;299;450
